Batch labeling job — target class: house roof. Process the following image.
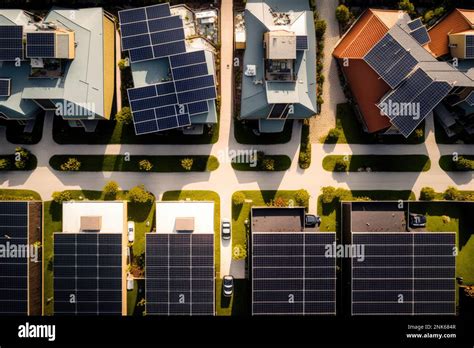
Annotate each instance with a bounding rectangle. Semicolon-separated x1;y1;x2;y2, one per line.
428;9;473;58
155;201;214;234
240;0;317;120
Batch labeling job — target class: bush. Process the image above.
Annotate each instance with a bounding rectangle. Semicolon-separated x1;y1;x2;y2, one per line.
420;187;436;201
455;157;474;171
321;186;336;204
335;4;351;24
315;19;327;39
262;158;275;171
52;191;71;204
334;158;348;172
60;157;81;171
443;186;460;201
299;151;311;169
325;128;340;143
272;197;287;207
103;181;119;198
398;0;415;15
14;147;30;169
118;59;129;70
232;192;246;206
415;128;424;139
115;107;132;125
295;189;310;207
232;244;247;261
0;158;10;170
139;159;153;172
181;158;194;171
128;185;153;203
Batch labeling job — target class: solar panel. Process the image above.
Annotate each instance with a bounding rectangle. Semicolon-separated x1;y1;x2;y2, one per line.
152;40;186;59
177;87;216;105
170;51;206;68
351;232;456;316
0;202;30;315
54;233;122;315
26;32;55;58
146;3;172;19
174;75;215;92
146;233;215;316
148;16;183;33
466;44;474;59
296;35;308;50
410;26;430;46
150;28;185;45
118;8;147;24
465;91;474;106
172;63;209;80
407;18;423;31
252;232;336;316
0;25;24;61
0;79;11;97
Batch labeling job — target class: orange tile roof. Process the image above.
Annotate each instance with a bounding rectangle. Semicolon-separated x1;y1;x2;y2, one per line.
333;9;390;59
428;9;472;58
340;59;391;133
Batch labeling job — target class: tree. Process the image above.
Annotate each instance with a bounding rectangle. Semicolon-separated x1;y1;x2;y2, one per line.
60;158;81;171
232;244;247;260
315;20;327;40
139;159;153;172
52;191;71;204
115;107;132;125
103;181;119;198
232;192;246;206
181;158;193;171
262;158;275;171
420;187;436;201
443;186;460;201
0;158;10;170
398;0;415;15
335;4;351;25
334;158;348;172
295;189;310;207
321;186;336;204
128;185;153;203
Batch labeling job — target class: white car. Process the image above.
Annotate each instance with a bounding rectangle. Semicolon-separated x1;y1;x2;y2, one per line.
221;219;231;240
223;275;234;297
128;221;135;242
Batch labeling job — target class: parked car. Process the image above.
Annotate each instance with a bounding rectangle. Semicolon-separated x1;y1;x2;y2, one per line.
305;214;321;228
409;213;426;228
127;273;134;291
128;221;135;242
221;219;231;240
223;275;234;297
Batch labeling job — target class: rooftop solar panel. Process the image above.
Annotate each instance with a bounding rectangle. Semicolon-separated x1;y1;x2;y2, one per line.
146;233;215;316
465;91;474;106
351;232;456;316
152;40;186;59
177;86;216;105
0;79;11;97
150;28;185;45
120;21;149;37
129;46;154;62
410;26;430;46
54;233;122;315
26;32;55;58
187;101;208;116
170;51;206;68
172;63;209;80
174;75;215;93
407;18;423;31
148;16;183;33
122;33;151;50
146;3;172;19
296;35;308;50
118;8;147;25
252;232;336;316
0;26;24;61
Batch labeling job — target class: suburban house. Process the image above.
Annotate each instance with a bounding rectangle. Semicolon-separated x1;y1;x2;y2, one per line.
0;201;42;315
118;3;218;135
333;9;474;138
53;201;127;315
239;0;317;133
0;8;115;132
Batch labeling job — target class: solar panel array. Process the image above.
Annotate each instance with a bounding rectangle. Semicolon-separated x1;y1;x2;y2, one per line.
268;103;290;119
54;233;123;315
296;36;308;50
364;33;418;89
407;18;423;31
0;25;24;61
119;4;186;63
0;78;11;97
0;202;29;315
26;32;55;58
146;233;215;316
352;232;456;315
466;35;474;59
378;69;452;137
126;50;216;134
252;232;336;315
465;91;474;106
409;26;430;46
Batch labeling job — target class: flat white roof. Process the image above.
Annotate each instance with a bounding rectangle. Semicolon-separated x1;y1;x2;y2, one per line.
62;201;125;233
156;201;214;234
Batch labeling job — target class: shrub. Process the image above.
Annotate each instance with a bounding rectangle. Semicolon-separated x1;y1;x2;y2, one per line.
315;19;327;39
325;128;340;143
115;107;132;125
0;158;10;170
273;196;287;207
139;159;153;172
103;181;119;198
232;244;247;260
299;151;311;169
262;158;275;171
52;191;71;204
14;147;30;169
335;188;352;201
181;158;193;171
443;186;460;201
321;186;336;204
334;158;348;172
60;158;81;171
232;192;246;206
295;189;310;207
415;128;424;139
335;4;351;24
455;157;474;171
118;59;129;70
398;0;415;15
420;187;436;201
128;185;153;203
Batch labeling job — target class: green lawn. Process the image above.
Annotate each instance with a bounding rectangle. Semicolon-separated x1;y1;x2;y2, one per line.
127;279;145;316
53;116;219;145
322;155;431;172
50;155;219;172
317;190;416;232
231;155;291;171
233;119;293;144
0;189;41;200
321;103;425;144
439;155;474;171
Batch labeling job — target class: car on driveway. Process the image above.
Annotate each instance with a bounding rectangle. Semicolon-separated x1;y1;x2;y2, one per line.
128;221;135;242
409;213;427;228
221;219;231;240
305;214;321;228
223;275;234;297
